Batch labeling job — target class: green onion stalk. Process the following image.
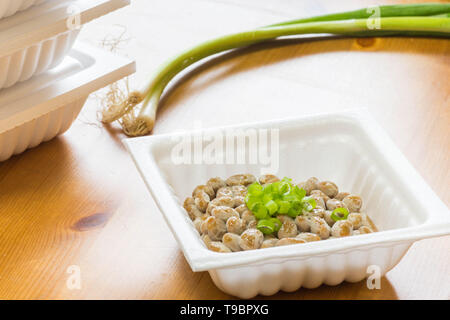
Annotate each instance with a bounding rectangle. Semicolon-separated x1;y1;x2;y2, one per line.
101;4;450;136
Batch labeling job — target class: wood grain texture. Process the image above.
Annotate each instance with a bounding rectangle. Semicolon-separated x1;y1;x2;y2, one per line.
0;0;449;300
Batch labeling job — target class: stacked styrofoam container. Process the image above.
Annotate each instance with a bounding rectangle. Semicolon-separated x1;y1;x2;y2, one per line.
0;0;47;19
0;0;135;161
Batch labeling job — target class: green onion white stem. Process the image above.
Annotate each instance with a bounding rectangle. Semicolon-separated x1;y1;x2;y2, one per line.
102;4;450;136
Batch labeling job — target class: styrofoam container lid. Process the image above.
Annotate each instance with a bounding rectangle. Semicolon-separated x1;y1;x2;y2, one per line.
0;0;130;57
0;42;135;134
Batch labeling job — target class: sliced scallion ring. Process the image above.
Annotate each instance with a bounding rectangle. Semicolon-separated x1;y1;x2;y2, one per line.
247;182;263;196
257;219;276;234
264;200;278;215
276;200;291;214
253;203;269;219
269;218;282;232
302;196;317;211
331;207;350;221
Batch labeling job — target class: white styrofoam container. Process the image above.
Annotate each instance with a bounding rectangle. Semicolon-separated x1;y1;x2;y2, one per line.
0;0;46;19
0;0;130;89
0;42;135;161
125;110;450;299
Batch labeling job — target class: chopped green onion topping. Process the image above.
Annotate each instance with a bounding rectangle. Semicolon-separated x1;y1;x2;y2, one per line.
253;203;269;219
331;207;350;221
247;183;263;196
245;177;314;233
257;218;282;235
287;207;299;218
269;218;282;232
265;200;278;215
302;196;317;212
276;200;291;214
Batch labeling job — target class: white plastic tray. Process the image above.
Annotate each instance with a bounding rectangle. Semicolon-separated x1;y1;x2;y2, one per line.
0;0;130;89
125;110;450;298
0;42;135;161
0;0;46;19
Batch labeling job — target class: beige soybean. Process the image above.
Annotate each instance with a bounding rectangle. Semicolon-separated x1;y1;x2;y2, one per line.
347;212;363;229
261;238;279;248
310;189;330;203
183;197;204;220
207;177;226;193
231;185;248;197
358;226;373;234
306;207;325;218
310;194;326;209
235;204;249;215
295;215;310;232
277;238;306;246
226;216;246;235
247;220;258;229
342;195;363;213
204;216;227;241
277;217;298;239
240;229;264;250
193;216;207;233
326;199;344;211
216;187;234;198
296;232;321;242
200;219;208;234
193;185;214;198
309;216;331;239
335;192;350;201
211;206;239;221
259;174;280;185
202;234;231;253
206;196;234;215
208;241;232;253
222;233;242;252
276;215;294;224
233;196;245;207
302;177;319;195
226;174;256;186
331;220;353;237
317;181;339;198
239;208;257;226
194;194;210;212
324;210;336;227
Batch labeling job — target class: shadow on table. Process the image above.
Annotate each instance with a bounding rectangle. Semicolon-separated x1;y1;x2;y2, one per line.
199;267;399;300
200;274;399;300
0;137;74;193
254;277;399;300
165;249;399;300
101;122;130;152
0;134;120;216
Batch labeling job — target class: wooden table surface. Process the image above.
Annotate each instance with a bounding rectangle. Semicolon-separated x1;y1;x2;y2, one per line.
0;0;449;300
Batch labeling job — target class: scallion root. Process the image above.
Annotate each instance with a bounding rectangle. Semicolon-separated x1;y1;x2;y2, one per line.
101;90;144;123
121;113;154;137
